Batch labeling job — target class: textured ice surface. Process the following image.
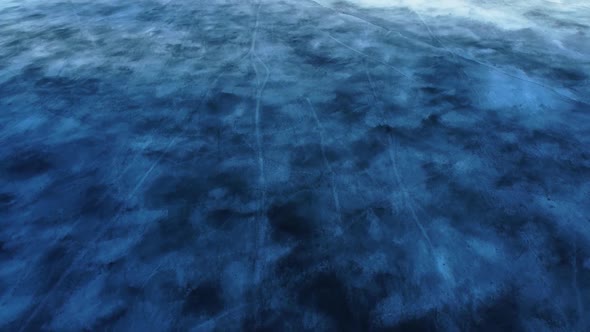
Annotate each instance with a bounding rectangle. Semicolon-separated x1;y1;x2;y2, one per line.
1;0;589;330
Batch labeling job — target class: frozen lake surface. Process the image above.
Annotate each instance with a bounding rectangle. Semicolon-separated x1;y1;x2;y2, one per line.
1;0;589;330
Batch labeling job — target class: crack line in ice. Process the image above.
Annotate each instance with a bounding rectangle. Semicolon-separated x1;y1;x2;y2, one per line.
365;60;379;103
363;62;433;249
250;3;270;195
249;2;271;298
387;136;434;250
306;98;344;233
